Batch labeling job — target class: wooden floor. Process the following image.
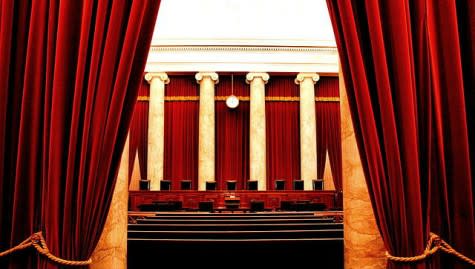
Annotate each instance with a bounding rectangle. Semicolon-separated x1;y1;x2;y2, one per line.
128;211;343;268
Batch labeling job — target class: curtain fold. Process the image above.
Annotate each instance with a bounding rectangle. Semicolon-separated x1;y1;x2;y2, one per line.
265;77;300;190
327;0;475;268
215;75;250;190
163;76;199;190
129;80;150;182
316;77;342;191
0;1;160;268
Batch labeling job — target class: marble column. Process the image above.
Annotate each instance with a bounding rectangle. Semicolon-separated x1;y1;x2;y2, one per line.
295;73;319;190
340;70;387;268
246;72;269;191
196;72;219;191
145;72;169;190
91;135;129;269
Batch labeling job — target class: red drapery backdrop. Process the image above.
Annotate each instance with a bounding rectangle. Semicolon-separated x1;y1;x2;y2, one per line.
163;76;199;190
316;77;342;191
266;77;300;190
327;0;475;268
129;80;150;182
0;1;160;268
215;75;250;190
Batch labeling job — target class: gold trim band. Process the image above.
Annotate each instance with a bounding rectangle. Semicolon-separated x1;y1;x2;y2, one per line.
139;96;340;102
316;97;340;102
266;96;299;102
137;96;150;101
215;96;250;101
164;96;200;101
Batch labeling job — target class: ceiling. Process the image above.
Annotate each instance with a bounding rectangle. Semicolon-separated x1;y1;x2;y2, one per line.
152;0;336;47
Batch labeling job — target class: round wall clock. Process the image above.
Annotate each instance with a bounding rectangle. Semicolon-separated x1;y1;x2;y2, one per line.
226;95;239;109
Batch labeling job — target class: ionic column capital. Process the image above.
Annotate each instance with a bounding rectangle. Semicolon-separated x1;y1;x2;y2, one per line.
246;72;269;84
195;72;219;84
295;73;320;85
145;72;170;84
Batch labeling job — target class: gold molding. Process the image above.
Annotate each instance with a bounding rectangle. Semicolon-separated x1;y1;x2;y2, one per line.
140;96;340;102
137;96;150;101
215;96;250;101
316;97;340;102
164;96;200;101
266;96;300;102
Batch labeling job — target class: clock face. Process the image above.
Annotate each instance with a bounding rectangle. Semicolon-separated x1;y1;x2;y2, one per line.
226;95;239;109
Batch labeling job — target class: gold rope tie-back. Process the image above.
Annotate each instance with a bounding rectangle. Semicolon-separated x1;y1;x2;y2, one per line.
0;232;92;266
386;232;475;266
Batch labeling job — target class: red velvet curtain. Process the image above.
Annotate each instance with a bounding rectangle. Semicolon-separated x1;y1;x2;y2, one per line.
0;1;160;268
327;0;475;268
315;77;342;191
215;75;250;190
129;80;150;182
163;76;199;190
266;77;300;190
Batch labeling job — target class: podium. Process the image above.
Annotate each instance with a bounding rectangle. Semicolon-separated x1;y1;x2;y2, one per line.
224;196;240;209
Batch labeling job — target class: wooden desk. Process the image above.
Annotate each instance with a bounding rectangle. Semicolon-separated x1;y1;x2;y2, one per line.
129;190;338;211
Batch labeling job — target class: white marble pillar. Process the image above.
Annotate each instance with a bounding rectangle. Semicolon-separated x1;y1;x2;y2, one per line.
91;134;129;269
195;72;219;191
295;73;319;190
145;72;169;190
340;69;386;269
246;72;269;191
